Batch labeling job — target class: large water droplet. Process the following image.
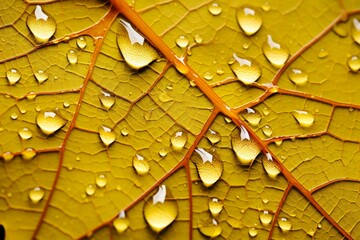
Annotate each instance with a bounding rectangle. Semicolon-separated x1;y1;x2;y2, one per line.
292;110;314;128
98;91;116;110
96;174;107;188
21;148;37;160
143;185;178;232
236;7;262;36
34;70;48;84
241;108;262;126
85;184;95;196
347;55;360;72
208;2;222;16
6;68;21;85
262;153;280;178
199;218;222;238
18;127;33;140
36;110;66;135
113;210;129;233
288;69;308;86
262;35;289;68
208;198;223;217
176;35;189;48
117;19;158;69
231;126;261;165
98;125;116;146
206;129;221;144
67;50;78;64
278;217;291;232
170;129;188;151
248;227;258;237
28;187;45;203
192;148;223;187
230;53;261;85
2;152;14;162
352;18;360;44
261;125;272;137
133;154;150;175
259;210;273;225
26;5;56;43
77;36;87;49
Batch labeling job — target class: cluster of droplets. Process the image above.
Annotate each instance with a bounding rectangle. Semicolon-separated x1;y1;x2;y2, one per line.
85;174;108;196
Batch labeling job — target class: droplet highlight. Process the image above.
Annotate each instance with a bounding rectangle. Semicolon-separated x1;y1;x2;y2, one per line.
18;127;33;140
208;2;222;16
170;129;188;151
133;154;150;175
288;69;308;86
206;129;221;144
98;91;116;110
77;36;87;49
236;7;262;36
113;210;129;233
26;5;56;43
347;55;360;72
98;125;116;146
6;68;21;85
96;174;107;188
230;53;261;85
176;35;189;48
292;110;314;128
231;126;261;165
36;110;66;135
262;153;280;178
263;35;289;68
208;198;223;217
28;187;45;203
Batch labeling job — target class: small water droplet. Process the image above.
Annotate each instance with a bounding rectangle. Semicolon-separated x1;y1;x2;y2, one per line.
170;129;188;151
166;83;173;90
10;112;18;120
262;107;270;116
85;184;95;196
259;210;272;225
216;68;224;75
77;36;87;49
192;148;223;187
96;174;107;188
236;7;262;36
288;69;308;86
63;102;70;108
241;108;262;126
18;127;33;140
121;127;129;136
208;2;222;16
199;218;222;238
113;210;129;233
230;53;261;85
263;35;289;68
21;148;37;160
332;24;347;37
347;55;360;72
203;72;214;81
292;110;314;128
262;198;269;204
143;110;152;121
98;125;116;146
159;148;168;157
262;153;281;178
262;2;270;11
133;154;150;175
224;116;232;123
27;92;37;100
189;80;196;87
176;35;189;48
275;140;282;146
144;185;178;232
206;129;221;144
75;154;81;161
2;152;14;162
351;18;360;44
28;187;45;203
159;92;174;103
208;198;223;217
318;48;328;59
242;42;250;49
36;110;66;135
194;34;203;44
67;50;78;64
231;126;261;165
6;68;21;85
278;217;291;232
317;223;322;229
35;70;48;84
26;5;56;43
262;125;272;137
98;91;116;110
248;227;258;237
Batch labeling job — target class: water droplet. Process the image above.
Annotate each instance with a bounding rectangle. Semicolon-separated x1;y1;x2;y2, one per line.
10;112;18;120
143;185;178;232
77;36;87;49
67;50;78;64
241;108;262;126
28;187;45;203
170;129;188;151
208;2;222;16
26;5;56;43
189;80;196;87
262;198;269;204
98;125;116;146
230;53;261;85
117;19;158;69
192;148;223;187
63;102;70;108
262;107;270;116
133;154;150;175
203;72;214;81
317;223;322;229
113;210;129;233
263;35;289;68
159;148;168;157
347;55;360;72
199;218;222;238
236;7;262;36
248;227;258;237
159;92;174;103
292;110;314;128
259;210;272;225
98;91;116;110
208;198;223;217
216;68;224;75
18;127;33;140
166;83;173;90
2;152;14;162
275;140;282;146
352;18;360;44
262;125;272;137
6;68;21;85
36;110;66;135
21;148;37;160
121;127;129;136
278;217;291;232
288;69;308;86
224;116;232;123
231;126;261;165
27;92;37;100
194;34;203;44
95;174;107;188
333;24;347;37
206;129;221;144
318;48;328;59
85;184;95;196
35;70;48;84
262;153;280;178
176;35;189;48
262;2;270;11
242;42;250;49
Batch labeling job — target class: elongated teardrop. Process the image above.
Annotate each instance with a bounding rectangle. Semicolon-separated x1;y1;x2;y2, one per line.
241;108;261;126
6;68;21;85
199;218;222;238
231;126;261;165
230;53;261;85
36;110;66;135
262;153;280;178
236;7;262;36
113;210;129;233
208;198;223;217
98;125;116;146
170;129;188;151
133;154;150;175
292;110;314;127
26;5;56;43
263;35;289;68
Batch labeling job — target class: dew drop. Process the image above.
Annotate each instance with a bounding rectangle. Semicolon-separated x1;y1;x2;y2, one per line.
28;187;45;203
317;223;322;229
189;80;196;87
292;110;314;128
230;53;261;85
159;92;174;103
216;68;224;75
34;70;48;84
203;72;214;81
98;125;116;146
143;185;178;232
231;126;261;165
248;227;258;237
133;154;150;175
236;7;262;36
18;127;33;140
10;112;18;120
262;107;270;116
67;50;78;64
263;35;289;68
206;128;221;144
21;148;37;160
199;218;222;238
318;48;328;59
262;125;272;137
6;68;21;85
332;24;347;38
113;210;129;233
166;83;173;90
262;2;270;11
26;5;56;43
27;92;37;100
159;148;168;157
278;217;291;232
77;36;87;49
224;116;232;123
194;34;203;44
2;152;14;162
352;18;360;44
288;69;308;86
241;108;262;126
262;153;281;178
121;127;129;136
208;2;222;16
117;19;159;69
347;55;360;72
170;129;188;151
63;102;70;108
95;174;107;188
36;110;66;135
259;210;273;225
176;35;189;48
98;91;116;110
192;148;223;187
85;184;95;196
208;198;223;217
275;140;283;146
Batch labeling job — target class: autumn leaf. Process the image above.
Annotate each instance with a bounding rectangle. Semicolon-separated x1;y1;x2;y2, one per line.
0;0;360;239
